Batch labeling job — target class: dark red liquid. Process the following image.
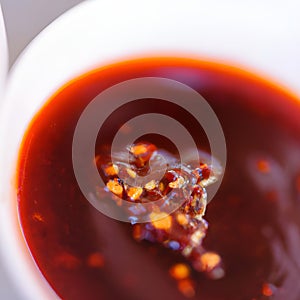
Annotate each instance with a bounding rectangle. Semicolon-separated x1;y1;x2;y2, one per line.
17;58;300;300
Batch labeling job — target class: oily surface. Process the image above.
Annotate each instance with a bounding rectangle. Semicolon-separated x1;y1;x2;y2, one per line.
17;58;300;300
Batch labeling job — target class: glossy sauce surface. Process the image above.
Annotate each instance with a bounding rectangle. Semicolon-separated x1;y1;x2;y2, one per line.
17;58;300;300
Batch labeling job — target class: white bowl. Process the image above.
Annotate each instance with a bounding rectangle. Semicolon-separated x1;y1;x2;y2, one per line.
0;0;299;299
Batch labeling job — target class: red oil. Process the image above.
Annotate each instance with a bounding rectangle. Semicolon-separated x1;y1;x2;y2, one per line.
17;58;300;300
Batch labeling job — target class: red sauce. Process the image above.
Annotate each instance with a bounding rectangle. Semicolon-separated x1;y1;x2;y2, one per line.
17;58;300;300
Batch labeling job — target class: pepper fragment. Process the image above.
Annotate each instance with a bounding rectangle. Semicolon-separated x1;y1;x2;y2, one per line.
106;178;123;196
169;263;190;280
97;142;223;284
150;212;172;231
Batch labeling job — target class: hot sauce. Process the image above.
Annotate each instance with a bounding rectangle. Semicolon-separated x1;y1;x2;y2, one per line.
17;58;300;300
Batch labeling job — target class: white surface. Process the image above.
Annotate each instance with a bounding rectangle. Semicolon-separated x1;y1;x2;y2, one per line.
0;0;299;299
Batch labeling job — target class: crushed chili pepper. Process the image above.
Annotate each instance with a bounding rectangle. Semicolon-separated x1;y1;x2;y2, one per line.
97;142;224;284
